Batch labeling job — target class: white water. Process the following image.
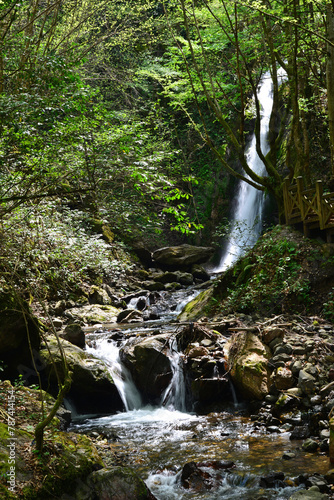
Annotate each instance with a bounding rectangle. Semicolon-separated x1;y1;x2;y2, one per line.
74;332;327;500
215;71;274;272
86;339;142;411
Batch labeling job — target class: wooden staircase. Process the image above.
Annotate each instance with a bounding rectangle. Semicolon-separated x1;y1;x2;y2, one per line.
283;176;334;241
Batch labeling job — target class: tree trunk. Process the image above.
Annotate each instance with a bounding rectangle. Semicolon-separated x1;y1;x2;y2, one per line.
327;3;334;175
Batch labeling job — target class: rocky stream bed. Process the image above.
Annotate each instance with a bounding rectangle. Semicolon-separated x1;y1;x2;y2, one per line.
3;236;334;499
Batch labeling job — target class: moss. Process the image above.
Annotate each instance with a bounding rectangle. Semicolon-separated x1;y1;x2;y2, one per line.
177;288;213;321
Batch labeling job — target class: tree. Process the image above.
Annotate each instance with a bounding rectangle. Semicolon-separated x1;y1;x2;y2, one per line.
162;0;333;220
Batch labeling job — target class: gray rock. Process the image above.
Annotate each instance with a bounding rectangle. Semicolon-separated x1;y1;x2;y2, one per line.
152;244;214;268
302;438;319;452
274;343;293;355
298;370;317;395
289;490;329;499
142;281;165;292
291;360;303;376
52;318;63;329
117;309;143;323
39;337;123;414
60;323;85;348
120;334;172;404
75;466;156;499
89;286;112;305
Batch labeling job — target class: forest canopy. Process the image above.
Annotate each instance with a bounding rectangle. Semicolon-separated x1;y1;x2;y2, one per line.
0;0;333;299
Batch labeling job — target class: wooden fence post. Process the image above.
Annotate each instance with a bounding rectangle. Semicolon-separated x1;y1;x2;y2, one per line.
296;176;304;219
316;180;324;229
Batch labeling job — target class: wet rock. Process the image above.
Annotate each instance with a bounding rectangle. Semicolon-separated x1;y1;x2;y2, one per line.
191;264;211;282
142;281;165;292
52;318;63;329
259;471;285;488
60;323;85;348
117;309;143;323
152;244;214;269
225;332;271;400
290;425;311;440
120;334;172;404
282;451;296;460
187;346;209;358
75;466;157;500
302;438;319;452
180;460;234;491
177;272;194;286
191;377;231;408
153;271;180;284
65;304;120;324
39;337;123;414
289;490;329;499
176;323;219;351
305;475;329;492
274;343;293;355
324;469;334;484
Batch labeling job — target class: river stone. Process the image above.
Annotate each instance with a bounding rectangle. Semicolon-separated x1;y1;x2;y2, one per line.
262;327;284;344
60;323;85;348
152;244;214;269
224;332;271;400
273;367;295;390
191;264;211;282
117;309;143;323
298;370;317;395
75;466;156;500
177;288;214;322
65;304;120;324
120;334;172;404
302;438;319;452
89;286;112;305
153;271;180;284
39;337;123;414
289;490;329;499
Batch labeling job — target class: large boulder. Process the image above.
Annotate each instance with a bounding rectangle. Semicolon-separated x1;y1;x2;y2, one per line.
75;467;156;500
39;337;124;414
152;244;214;270
120;334;172;404
0;291;40;376
224;331;272;400
65;304;120;324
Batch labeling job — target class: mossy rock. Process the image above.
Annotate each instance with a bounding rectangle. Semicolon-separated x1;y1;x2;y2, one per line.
0;420;104;499
75;467;155;500
177;288;214;322
225;332;271;400
39;337;124;414
0;291;40;374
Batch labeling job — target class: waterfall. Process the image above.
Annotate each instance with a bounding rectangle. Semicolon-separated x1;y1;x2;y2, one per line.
86;339;142;411
215;71;275;272
161;339;188;412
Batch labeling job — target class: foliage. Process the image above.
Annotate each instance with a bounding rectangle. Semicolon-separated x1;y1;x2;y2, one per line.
211;226;320;315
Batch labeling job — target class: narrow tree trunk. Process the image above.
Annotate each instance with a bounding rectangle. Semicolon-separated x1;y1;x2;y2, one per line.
327;3;334;175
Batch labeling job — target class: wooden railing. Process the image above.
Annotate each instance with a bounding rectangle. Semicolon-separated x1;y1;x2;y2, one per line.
283;176;334;238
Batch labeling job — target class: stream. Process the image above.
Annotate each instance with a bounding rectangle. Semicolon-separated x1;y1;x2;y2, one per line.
69;299;329;500
68;69;329;499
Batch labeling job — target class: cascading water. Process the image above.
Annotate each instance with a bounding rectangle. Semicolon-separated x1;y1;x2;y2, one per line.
72;327;328;500
215;71;278;272
86;338;142;411
161;338;188;412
